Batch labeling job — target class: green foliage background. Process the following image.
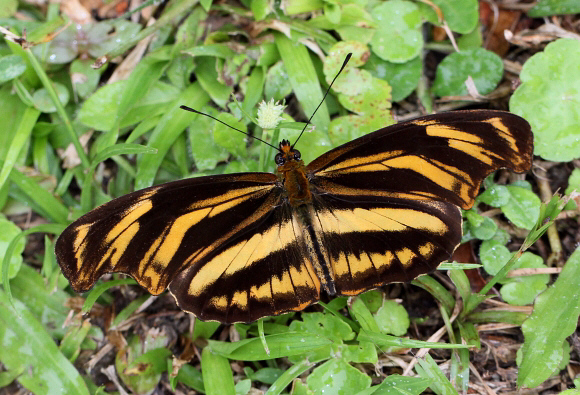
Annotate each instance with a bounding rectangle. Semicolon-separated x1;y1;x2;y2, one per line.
1;0;580;394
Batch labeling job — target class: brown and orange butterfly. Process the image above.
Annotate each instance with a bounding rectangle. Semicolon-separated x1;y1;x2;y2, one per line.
55;110;533;323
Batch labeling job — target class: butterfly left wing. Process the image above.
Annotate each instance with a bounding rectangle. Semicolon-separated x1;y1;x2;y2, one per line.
308;193;461;295
304;110;533;294
306;110;533;210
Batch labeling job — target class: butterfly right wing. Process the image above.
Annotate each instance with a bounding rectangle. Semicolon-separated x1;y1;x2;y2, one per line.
55;172;322;323
56;173;279;295
169;200;321;323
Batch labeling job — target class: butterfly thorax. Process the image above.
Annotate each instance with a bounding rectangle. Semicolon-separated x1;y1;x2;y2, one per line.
275;140;312;207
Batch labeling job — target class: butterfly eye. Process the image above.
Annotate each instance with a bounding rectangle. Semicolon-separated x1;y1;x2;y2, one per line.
293;150;301;160
275;153;285;165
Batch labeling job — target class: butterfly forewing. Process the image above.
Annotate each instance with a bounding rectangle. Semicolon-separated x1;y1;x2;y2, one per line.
307;110;533;209
56;173;279;295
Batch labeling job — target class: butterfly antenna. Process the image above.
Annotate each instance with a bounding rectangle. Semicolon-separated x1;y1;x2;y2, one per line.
179;105;279;150
291;53;352;149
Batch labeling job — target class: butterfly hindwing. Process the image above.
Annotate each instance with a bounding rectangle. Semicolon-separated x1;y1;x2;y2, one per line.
309;194;461;296
55;173;280;296
169;201;321;323
307;110;533;210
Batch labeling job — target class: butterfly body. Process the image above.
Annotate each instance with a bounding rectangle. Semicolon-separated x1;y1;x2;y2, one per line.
56;110;533;323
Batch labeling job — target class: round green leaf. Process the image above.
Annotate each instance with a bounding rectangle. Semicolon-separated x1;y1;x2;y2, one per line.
362;53;421;102
500;252;549;305
470;216;498;240
477;184;510;207
87;20;142;58
479;240;510;275
370;0;423;63
307;359;371;395
323;40;372;95
510;38;580;161
433;48;503;97
501;185;541;230
337;77;392;115
32;82;70;113
419;0;478;34
0;55;26;84
358;290;383;313
501;279;547;306
374;299;410;336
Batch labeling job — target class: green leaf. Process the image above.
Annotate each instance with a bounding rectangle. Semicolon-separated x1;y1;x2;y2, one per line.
0;217;25;284
10;264;70;339
466;213;497;241
0;0;17;17
501;185;541;230
82;278;137;313
183;44;237;59
518;247;580;388
358;330;469;350
564;168;580;209
358;290;383;313
275;33;330;132
70;59;101;99
289;312;355;343
176;364;205;392
420;0;478;34
188;106;230;171
134;82;209;189
208;333;332;360
341;342;378;364
251;0;270;20
528;0;580;16
479;240;511;275
362;53;421;102
0;106;40;191
415;354;459;395
32;82;70;113
350;297;381;333
500;252;549;305
356;375;431;395
374;300;409;336
370;0;422;63
510;38;580;161
0;289;90;395
213;113;247;158
264;61;293;101
195;56;233;108
323;40;372;95
79;80;180;131
201;348;237;395
433;48;503;97
0;54;26;83
477;184;510;207
307;359;371;394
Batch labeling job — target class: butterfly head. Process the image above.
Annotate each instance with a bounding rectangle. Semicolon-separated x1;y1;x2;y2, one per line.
275;139;302;167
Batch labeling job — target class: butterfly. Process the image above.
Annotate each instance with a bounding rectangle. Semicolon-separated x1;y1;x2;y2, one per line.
55;110;533;323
